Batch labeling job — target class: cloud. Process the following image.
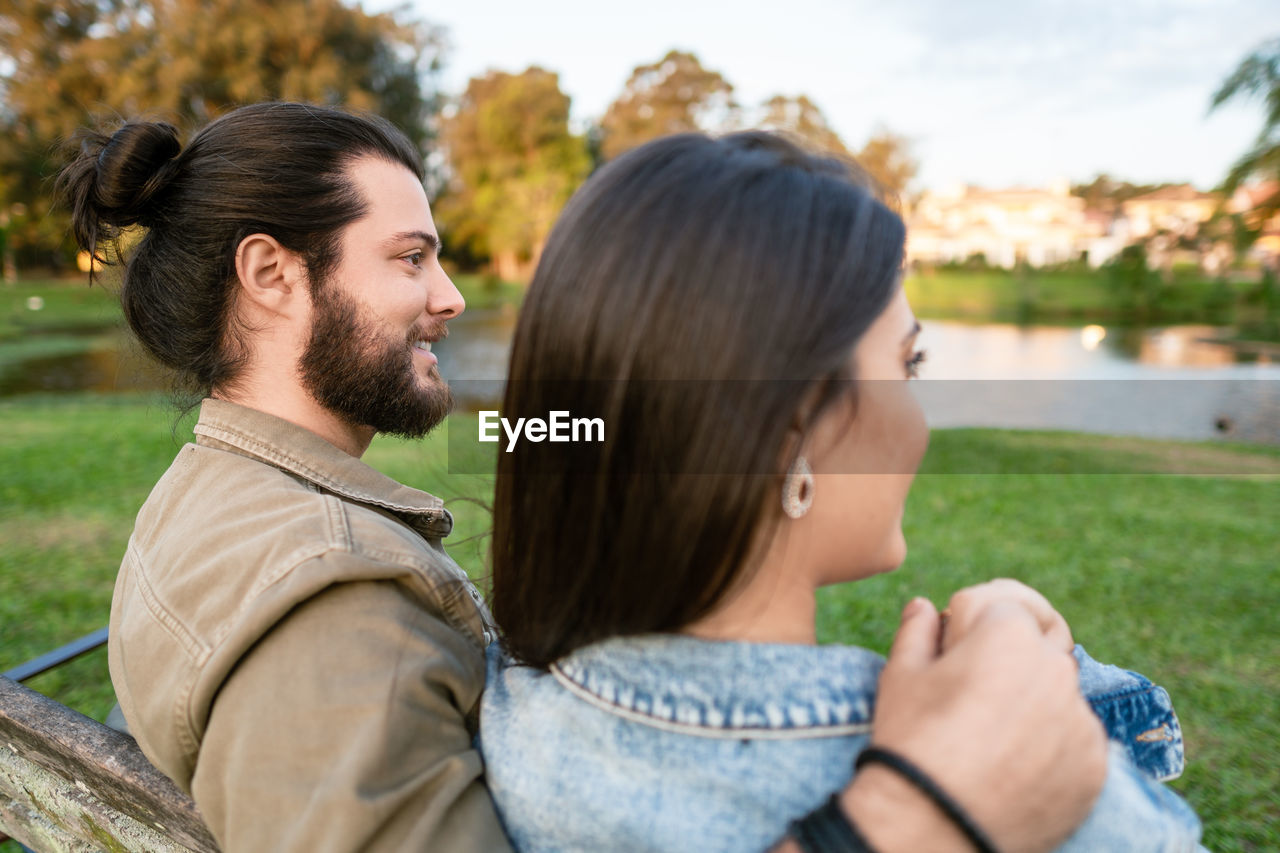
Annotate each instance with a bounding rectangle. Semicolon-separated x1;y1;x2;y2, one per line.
409;0;1272;186
882;0;1274;105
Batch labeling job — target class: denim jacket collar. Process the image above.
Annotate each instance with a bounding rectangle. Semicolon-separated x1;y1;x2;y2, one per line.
192;397;453;539
550;634;884;738
545;633;1186;782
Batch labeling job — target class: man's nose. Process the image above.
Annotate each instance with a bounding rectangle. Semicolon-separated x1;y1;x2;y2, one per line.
429;269;465;320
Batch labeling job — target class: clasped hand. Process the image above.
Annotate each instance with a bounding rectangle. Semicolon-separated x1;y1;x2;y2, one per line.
847;579;1107;853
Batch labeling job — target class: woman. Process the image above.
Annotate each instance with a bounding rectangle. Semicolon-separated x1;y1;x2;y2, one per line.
480;132;1203;851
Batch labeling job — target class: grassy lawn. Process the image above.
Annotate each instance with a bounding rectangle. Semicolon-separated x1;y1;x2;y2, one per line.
450;272;526;312
905;267;1259;326
1;273;522;333
1;395;1276;848
1;279;122;343
9;266;1272;331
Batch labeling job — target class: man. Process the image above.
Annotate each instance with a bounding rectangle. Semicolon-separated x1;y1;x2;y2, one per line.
62;102;1107;851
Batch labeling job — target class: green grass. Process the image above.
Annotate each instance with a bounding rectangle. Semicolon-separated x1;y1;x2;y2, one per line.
820;449;1279;849
451;272;526;311
2;274;522;335
905;268;1259;326
1;395;1276;850
0;278;121;343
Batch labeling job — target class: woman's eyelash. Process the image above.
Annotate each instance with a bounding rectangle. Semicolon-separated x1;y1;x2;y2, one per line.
906;348;927;378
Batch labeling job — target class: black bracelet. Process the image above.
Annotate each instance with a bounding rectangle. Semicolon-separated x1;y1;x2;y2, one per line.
854;747;1000;853
786;792;878;853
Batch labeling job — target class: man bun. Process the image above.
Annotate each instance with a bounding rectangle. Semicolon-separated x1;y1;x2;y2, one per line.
59;120;182;259
56;102;424;397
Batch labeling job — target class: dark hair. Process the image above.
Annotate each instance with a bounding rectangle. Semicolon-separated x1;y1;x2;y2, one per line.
57;102;423;395
490;132;906;667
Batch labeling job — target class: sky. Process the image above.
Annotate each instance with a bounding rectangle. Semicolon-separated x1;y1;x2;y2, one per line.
382;0;1277;193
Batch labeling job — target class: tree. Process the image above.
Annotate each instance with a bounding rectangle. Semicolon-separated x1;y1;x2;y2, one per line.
436;67;589;282
1070;175;1177;213
1072;174;1122;213
754;95;919;203
1210;36;1280;224
598;50;736;161
1106;243;1159;318
0;0;444;275
118;0;441;141
757;94;851;158
0;0;138;274
854;127;918;205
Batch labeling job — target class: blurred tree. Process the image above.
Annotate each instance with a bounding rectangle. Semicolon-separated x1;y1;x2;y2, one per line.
120;0;442;139
1210;36;1280;224
1105;243;1159;318
0;0;137;274
436;67;589;282
757;94;852;158
755;96;915;205
1072;174;1121;213
854;127;918;205
1071;175;1178;213
0;0;443;276
598;50;736;161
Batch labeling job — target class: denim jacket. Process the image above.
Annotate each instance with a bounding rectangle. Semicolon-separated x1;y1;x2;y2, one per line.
480;636;1204;852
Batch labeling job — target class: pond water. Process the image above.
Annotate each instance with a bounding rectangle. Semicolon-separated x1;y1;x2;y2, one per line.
910;322;1278;444
0;331;166;396
4;311;1277;445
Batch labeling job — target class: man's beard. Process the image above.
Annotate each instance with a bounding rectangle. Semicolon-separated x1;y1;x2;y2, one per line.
298;282;452;439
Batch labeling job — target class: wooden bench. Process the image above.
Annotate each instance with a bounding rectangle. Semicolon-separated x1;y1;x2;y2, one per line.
0;675;218;852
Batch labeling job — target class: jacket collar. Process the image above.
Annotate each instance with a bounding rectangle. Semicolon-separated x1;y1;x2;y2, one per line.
549;634;883;737
192;398;453;538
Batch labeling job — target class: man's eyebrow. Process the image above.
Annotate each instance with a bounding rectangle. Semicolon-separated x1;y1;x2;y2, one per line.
901;320;922;346
383;230;441;254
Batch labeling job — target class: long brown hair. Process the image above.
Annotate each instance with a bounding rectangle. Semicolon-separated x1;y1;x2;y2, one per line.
490;132;905;667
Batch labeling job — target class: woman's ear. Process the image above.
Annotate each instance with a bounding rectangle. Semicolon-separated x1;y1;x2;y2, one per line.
778;426;806;468
234;233;308;318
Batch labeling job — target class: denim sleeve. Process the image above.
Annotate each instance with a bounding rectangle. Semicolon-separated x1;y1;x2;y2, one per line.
1074;645;1185;781
1060;646;1205;851
1056;742;1205;852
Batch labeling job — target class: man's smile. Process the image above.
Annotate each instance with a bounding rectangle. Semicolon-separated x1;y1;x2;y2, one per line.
412;338;437;365
409;321;448;368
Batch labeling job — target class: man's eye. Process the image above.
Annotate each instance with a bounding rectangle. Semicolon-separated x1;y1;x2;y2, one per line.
404;251;424;268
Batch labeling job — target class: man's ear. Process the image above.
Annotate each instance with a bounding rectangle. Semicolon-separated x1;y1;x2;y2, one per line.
234;233;308;317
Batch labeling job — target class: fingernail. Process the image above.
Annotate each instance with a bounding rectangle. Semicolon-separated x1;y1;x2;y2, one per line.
903;597;927;618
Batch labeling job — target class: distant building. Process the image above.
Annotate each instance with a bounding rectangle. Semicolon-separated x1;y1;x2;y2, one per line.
906;181;1237;272
1121;185;1219;240
906;181;1121;269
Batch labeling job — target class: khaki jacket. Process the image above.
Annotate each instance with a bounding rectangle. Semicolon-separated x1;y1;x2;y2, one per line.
108;398;512;852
